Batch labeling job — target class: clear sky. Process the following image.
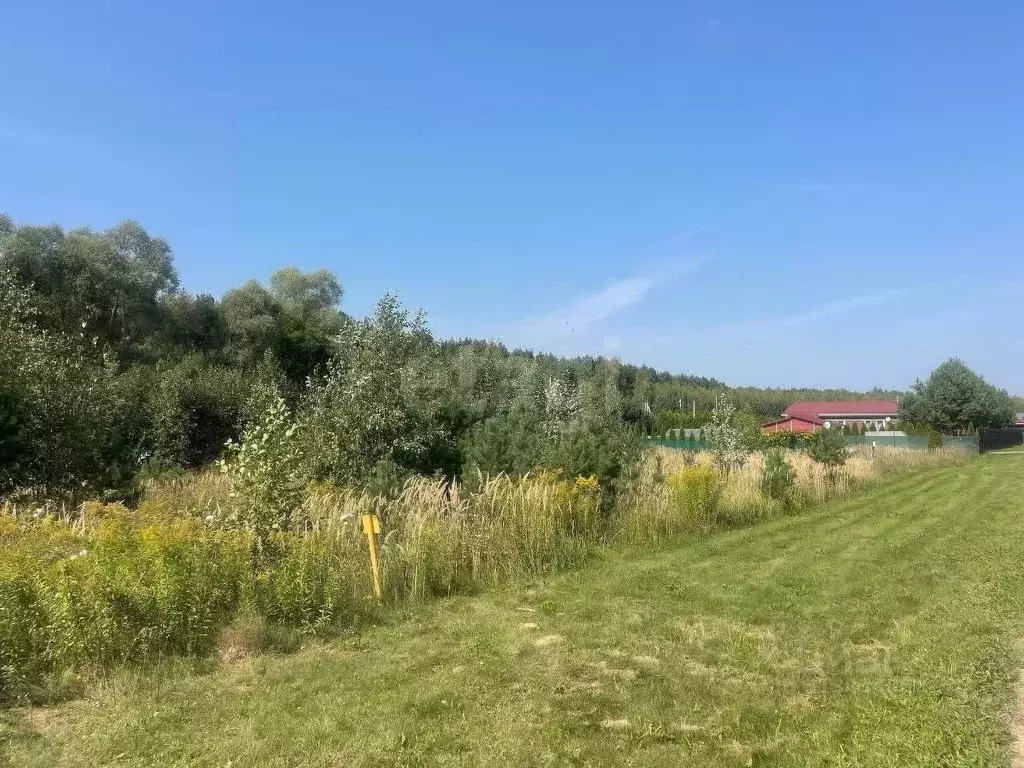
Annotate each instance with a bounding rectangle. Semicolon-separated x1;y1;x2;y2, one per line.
2;1;1021;392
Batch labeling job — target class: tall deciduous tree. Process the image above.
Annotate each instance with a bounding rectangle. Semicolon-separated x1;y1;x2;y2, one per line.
300;294;430;485
900;359;1014;432
0;270;113;495
222;268;345;384
0;220;178;360
269;267;343;320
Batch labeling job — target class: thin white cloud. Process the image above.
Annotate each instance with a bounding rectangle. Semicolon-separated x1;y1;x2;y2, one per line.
521;276;654;337
639;274;1004;357
643;286;915;351
734;287;912;334
586;275;1012;387
515;259;703;342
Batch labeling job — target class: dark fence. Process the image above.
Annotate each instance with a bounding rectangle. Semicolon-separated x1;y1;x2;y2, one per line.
978;428;1024;454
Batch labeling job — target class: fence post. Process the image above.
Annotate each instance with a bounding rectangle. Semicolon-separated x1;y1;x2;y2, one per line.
361;514;383;601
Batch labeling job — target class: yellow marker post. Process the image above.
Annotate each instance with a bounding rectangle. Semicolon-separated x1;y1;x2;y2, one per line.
361;514;383;601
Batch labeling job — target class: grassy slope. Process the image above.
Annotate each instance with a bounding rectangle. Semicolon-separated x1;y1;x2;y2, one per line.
4;456;1024;767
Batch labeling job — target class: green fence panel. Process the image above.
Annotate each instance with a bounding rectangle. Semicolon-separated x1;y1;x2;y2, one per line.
649;439;707;450
650;435;978;453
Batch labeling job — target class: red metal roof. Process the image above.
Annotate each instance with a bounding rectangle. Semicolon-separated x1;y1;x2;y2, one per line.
783;400;899;419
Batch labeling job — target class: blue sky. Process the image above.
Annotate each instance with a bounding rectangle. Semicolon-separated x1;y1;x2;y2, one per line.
1;1;1021;392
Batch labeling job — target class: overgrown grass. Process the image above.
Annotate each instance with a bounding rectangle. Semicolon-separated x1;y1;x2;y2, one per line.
2;454;1022;766
617;444;968;542
0;447;970;703
0;472;602;701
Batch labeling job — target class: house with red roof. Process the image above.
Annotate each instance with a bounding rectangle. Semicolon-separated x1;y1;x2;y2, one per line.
763;400;900;433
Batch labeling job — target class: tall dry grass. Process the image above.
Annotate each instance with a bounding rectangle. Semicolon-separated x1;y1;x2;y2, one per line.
616;444;970;544
303;471;601;601
0;444;970;699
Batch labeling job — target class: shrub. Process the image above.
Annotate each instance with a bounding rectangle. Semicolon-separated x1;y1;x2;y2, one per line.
217;614;301;664
461;405;546;478
462;369;642;498
151;357;249;469
544;419;642;503
252;533;361;631
761;448;796;506
808;428;848;485
219;397;306;549
927;429;943;451
702;395;750;474
0;504;248;701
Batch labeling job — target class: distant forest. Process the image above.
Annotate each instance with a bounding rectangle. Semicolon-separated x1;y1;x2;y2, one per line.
0;215;901;498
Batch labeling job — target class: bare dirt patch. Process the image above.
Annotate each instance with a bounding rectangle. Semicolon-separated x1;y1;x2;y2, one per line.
675;721;703;733
631;654;660;668
533;634;564;648
20;707;62;733
593;661;638;681
784;693;816;714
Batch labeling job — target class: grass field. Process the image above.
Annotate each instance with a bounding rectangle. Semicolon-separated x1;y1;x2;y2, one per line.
3;454;1024;767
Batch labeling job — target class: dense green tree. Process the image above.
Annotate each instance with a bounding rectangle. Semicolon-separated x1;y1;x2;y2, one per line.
733;412;767;451
221;280;284;368
462;404;547;478
0;270;113;496
151;357;250;468
808;428;848;485
222;268;345;385
0;214;13;245
900;359;1015;432
300;294;430;486
154;292;227;356
0;220;177;361
269;267;343;321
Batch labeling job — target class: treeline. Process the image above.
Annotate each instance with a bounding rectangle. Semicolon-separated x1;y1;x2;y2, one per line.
0;215;902;499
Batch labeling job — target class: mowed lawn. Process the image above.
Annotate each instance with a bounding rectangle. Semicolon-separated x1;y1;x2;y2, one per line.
4;456;1024;767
